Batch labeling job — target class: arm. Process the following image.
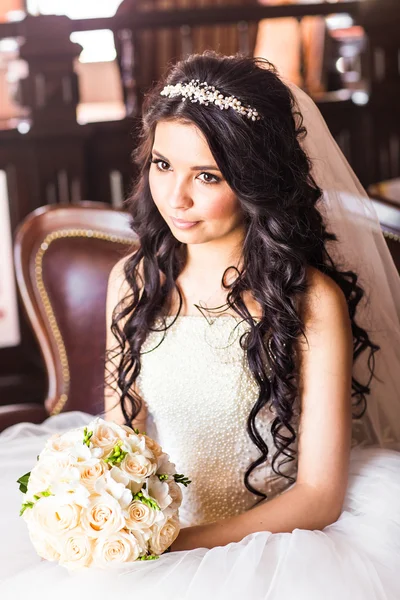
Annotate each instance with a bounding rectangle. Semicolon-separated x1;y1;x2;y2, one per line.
171;268;353;550
104;254;148;430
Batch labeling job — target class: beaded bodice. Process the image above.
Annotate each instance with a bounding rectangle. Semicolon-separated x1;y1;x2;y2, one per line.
136;315;300;527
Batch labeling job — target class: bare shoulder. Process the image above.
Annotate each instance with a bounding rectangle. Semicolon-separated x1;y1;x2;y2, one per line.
107;251;143;303
300;265;349;330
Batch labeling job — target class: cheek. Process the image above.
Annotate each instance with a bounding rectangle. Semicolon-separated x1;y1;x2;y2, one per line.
204;192;241;221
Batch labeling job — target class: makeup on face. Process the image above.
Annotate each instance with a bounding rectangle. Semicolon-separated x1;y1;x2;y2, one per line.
149;121;244;241
170;217;201;230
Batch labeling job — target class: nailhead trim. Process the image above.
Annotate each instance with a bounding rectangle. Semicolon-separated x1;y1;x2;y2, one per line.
383;230;400;243
34;228;133;415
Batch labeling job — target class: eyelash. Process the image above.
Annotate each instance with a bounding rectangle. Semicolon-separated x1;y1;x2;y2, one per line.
150;158;220;185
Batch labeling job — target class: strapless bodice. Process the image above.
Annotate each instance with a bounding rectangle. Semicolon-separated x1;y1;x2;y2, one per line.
136;315;299;527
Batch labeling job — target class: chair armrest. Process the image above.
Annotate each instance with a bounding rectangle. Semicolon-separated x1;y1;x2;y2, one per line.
0;403;48;433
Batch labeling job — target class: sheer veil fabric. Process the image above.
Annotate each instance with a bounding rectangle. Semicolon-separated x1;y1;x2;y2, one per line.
288;81;400;448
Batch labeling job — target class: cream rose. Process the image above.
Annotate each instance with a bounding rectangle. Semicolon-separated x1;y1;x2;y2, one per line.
124;500;165;531
120;452;156;484
165;480;183;514
79;460;107;492
156;452;177;476
26;496;81;536
93;530;145;567
143;435;163;459
90;422;126;455
81;493;125;538
59;530;95;570
149;516;180;555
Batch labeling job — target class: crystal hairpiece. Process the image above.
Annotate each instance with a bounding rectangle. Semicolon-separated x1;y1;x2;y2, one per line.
160;79;261;121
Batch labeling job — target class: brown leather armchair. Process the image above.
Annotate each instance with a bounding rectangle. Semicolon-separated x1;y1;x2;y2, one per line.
0;202;137;432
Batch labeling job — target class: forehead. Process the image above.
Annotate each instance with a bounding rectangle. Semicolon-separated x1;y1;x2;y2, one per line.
152;119;213;162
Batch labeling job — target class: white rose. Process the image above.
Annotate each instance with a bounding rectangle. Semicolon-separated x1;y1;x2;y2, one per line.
29;530;60;562
28;454;80;497
93;530;145;567
49;480;91;508
41;430;89;461
149;516;180;555
59;529;95;570
42;432;79;454
124;500;165;531
79;460;107;492
120;452;156;484
25;496;81;536
147;476;172;510
81;493;125;538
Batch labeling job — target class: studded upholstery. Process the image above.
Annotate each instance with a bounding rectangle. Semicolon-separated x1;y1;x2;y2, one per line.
12;202;137;421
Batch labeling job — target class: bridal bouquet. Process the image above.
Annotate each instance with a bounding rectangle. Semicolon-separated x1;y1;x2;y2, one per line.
17;418;190;570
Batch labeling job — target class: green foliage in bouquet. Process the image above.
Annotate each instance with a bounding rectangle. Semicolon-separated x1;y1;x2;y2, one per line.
132;491;160;511
17;472;31;494
104;440;128;465
174;474;192;487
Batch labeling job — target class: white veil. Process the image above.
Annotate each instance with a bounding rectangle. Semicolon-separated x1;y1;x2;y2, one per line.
287;82;400;450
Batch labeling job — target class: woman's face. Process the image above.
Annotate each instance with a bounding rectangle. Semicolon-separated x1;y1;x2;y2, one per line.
148;119;244;244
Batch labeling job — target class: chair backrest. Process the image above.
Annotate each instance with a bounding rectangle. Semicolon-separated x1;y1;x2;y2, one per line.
370;196;400;276
14;202;137;417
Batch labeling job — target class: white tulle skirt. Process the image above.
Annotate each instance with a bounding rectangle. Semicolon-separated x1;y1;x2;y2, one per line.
1;411;400;600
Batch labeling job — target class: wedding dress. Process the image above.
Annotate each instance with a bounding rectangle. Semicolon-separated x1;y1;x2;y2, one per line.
0;314;400;600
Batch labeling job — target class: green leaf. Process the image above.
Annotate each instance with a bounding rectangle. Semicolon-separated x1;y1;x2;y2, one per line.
137;554;159;561
17;472;31;494
132;491;160;511
20;501;34;516
174;473;191;487
83;427;93;447
104;440;128;465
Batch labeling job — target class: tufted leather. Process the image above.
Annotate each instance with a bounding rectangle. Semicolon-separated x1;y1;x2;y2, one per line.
12;201;138;420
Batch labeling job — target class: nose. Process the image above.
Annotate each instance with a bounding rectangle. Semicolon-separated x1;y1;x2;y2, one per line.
167;179;194;211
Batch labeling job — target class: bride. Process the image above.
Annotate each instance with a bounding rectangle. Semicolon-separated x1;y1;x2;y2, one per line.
1;51;400;599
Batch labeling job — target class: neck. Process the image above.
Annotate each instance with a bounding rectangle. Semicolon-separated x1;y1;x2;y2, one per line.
184;229;245;282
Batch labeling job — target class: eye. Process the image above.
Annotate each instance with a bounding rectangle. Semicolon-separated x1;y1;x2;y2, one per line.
151;158;170;172
197;172;220;185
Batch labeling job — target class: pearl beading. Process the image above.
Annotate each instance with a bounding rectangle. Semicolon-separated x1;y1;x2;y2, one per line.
160;79;262;121
136;316;299;527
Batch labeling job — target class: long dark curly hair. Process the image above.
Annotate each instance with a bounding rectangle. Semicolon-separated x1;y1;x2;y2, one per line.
107;51;380;504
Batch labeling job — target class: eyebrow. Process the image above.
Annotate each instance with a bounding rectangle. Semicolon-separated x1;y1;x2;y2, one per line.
152;149;221;171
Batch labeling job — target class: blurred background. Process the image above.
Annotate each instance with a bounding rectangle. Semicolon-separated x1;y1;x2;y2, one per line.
0;0;399;420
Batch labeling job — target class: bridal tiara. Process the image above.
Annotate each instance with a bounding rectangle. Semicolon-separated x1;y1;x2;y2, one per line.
160;79;262;121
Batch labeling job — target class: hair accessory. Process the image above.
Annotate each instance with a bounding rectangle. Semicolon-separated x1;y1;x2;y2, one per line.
160;79;261;121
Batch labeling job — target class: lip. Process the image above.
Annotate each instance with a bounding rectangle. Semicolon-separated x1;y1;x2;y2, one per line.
171;217;200;230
